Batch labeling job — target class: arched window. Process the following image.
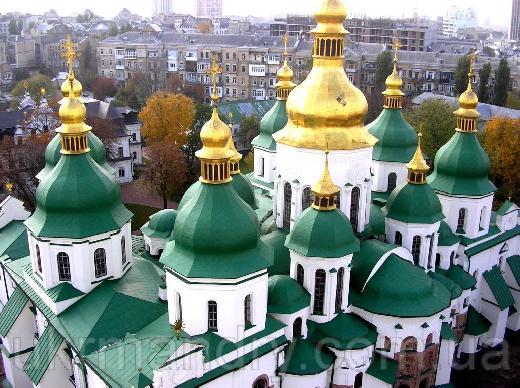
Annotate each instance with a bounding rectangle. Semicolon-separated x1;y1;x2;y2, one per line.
412;236;421;265
302;187;312;211
335;267;344;312
435;253;441;267
350;186;360;231
480;206;487;229
208;301;218;331
354;372;363;388
296;264;304;286
36;245;42;273
176;293;182;321
313;269;326;314
244;295;252;326
283;183;292;229
395;231;402;246
57;252;71;281
400;336;418;352
293;317;302;338
121;237;126;264
499;256;504;270
384;336;392;351
252;375;269;388
457;208;466;233
427;235;435;268
426;333;433;347
93;248;107;278
387;173;397;192
450;251;455;266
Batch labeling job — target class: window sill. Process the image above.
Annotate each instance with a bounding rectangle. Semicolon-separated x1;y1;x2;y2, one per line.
91;275;113;285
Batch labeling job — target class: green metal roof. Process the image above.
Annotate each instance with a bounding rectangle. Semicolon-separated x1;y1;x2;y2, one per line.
482;266;515;310
0;221;29;261
231;172;258;210
47;282;85;302
384;182;445;224
350;240;395;290
217;99;274;125
286;207;360;258
129;373;153;388
267;275;310;314
161;182;271;279
367;108;418;163
252;99;288;151
26;152;133;239
368;204;386;236
465;226;520;257
507;256;520;287
279;338;334;376
428;131;496;196
350;242;451;318
465;306;491;336
309;313;378;350
428;271;463;300
496;201;518;216
140;209;177;239
436;265;476;290
366;352;398;385
23;325;63;385
261;229;291;276
0;287;28;336
441;322;458;342
438;221;460;246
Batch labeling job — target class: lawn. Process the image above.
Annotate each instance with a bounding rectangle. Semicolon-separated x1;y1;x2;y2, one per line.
125;203;161;231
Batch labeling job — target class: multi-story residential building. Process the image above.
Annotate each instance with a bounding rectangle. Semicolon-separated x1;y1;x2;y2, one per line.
0;17;10;35
152;0;173;17
442;6;478;37
196;0;223;18
270;15;316;38
510;0;520;41
5;35;36;69
39;35;88;75
345;18;438;51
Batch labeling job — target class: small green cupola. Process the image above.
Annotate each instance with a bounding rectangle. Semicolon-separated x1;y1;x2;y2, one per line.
25;73;132;239
160;57;270;279
141;209;177;239
428;53;496;196
286;149;359;258
367;40;417;163
252;35;295;151
385;132;444;224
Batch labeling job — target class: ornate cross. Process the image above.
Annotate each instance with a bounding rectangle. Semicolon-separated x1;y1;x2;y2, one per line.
61;34;79;75
393;37;402;64
468;48;476;79
206;55;222;103
284;32;289;58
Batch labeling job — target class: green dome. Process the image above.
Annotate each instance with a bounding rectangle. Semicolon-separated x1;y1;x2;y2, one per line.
231;173;258;209
286;207;359;258
428;271;462;300
367;108;418;163
140;209;177;239
428;131;496;196
438;221;459;246
177;180;202;211
37;132;114;181
368;204;385;236
350;241;451;317
267;275;310;314
279;339;334;376
252;100;288;151
26;153;133;239
160;182;271;279
261;229;291;275
384;182;444;224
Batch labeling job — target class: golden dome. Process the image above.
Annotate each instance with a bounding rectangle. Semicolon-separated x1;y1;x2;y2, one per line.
453;51;480;130
406;131;429;184
275;34;296;100
227;136;242;164
382;40;404;108
273;0;376;151
458;84;478;110
55;87;91;154
60;74;83;99
196;108;234;161
311;149;340;211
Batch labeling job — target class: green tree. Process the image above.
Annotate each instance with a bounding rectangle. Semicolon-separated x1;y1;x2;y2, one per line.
477;62;492;103
8;18;20;35
11;74;57;103
79;40;98;89
109;24;119;36
454;55;470;96
505;92;520;109
492;58;511;107
404;99;457;162
183;103;212;174
241;114;260;150
374;51;393;92
113;72;153;110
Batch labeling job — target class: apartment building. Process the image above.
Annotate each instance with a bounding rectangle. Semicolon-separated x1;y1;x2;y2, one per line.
98;32;311;102
196;0;223;19
40;35;88;75
270;15;316;38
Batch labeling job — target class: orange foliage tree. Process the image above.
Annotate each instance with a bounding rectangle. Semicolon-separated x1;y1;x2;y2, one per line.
481;116;520;198
139;92;195;146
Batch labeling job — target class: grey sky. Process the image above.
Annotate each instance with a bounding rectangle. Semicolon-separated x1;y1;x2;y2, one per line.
0;0;511;29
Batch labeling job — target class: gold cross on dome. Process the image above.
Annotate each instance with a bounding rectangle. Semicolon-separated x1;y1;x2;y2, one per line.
61;34;79;75
468;48;476;78
393;37;402;63
206;55;222;103
284;32;289;57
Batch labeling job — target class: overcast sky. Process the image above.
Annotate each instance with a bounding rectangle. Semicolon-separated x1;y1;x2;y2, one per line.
0;0;511;29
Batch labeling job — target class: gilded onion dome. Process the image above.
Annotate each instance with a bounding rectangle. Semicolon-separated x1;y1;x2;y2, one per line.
367;40;417;163
285;148;359;258
406;131;429;184
273;0;377;151
428;51;496;197
275;34;296;100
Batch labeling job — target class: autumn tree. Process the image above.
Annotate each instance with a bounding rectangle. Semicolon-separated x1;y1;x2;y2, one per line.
0;133;51;210
139;92;195;146
404;99;456;162
197;21;214;34
114;72;153;110
454;55;470;96
481;117;520;199
92;77;117;101
241;114;260;150
87;117;119;159
145;142;188;208
477;62;491;103
166;74;205;103
11;74;57;102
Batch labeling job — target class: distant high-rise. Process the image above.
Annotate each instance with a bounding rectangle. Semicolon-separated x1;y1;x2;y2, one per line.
511;0;520;41
196;0;222;18
153;0;172;16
